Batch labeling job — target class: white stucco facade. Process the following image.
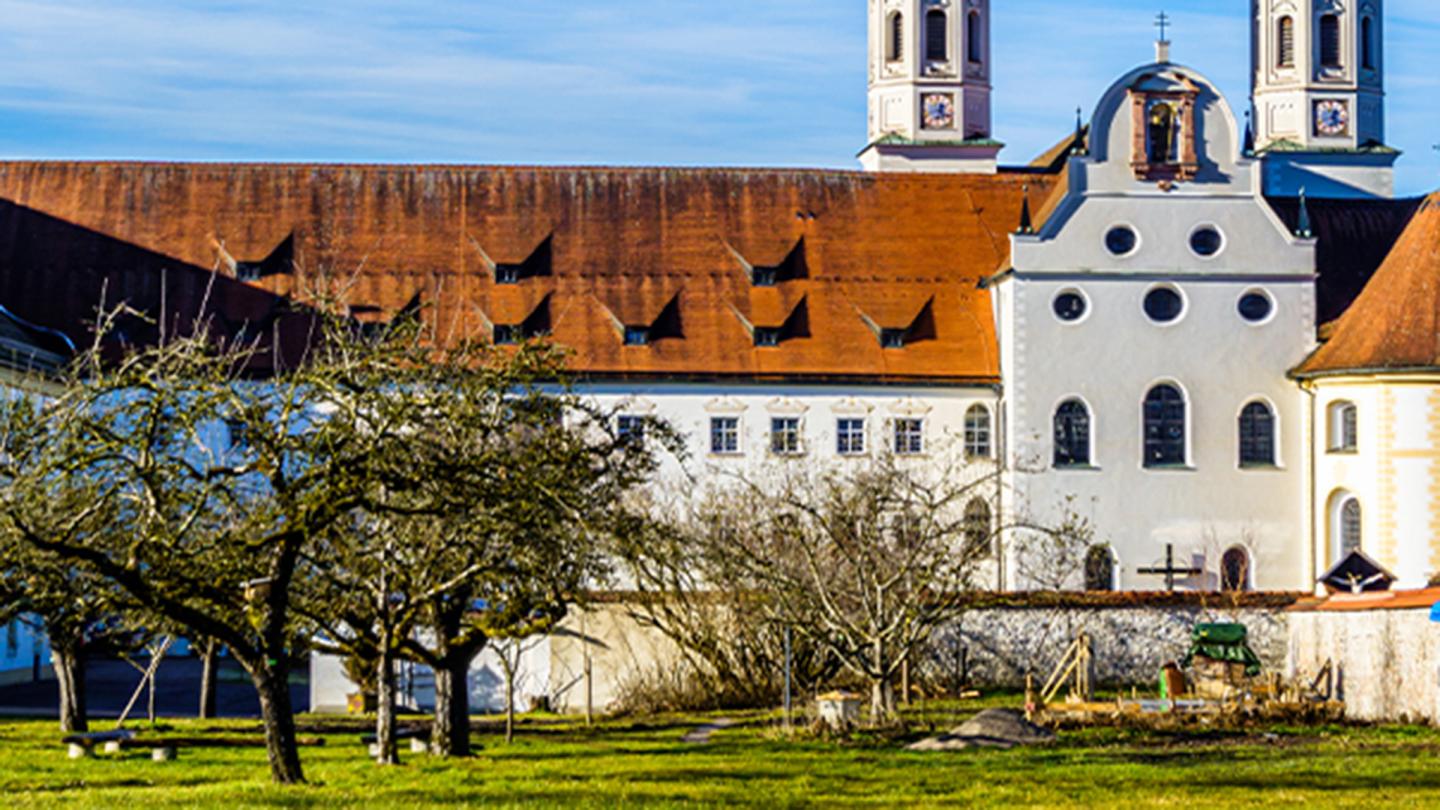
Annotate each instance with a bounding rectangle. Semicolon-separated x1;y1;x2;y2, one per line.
1306;375;1440;589
993;60;1319;592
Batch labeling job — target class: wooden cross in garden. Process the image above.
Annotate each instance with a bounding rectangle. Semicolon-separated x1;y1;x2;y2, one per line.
1138;544;1202;592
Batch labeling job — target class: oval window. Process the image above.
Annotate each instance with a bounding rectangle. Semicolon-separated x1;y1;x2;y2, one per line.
1238;292;1274;323
1053;292;1088;322
1190;227;1224;257
1144;288;1184;323
1105;226;1138;256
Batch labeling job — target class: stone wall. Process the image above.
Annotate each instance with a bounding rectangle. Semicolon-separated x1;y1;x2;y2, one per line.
1289;608;1440;723
933;597;1297;688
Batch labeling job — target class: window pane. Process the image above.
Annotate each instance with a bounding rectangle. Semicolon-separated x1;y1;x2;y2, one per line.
964;499;991;558
888;13;904;61
965;405;991;457
1085;546;1115;591
926;10;947;61
1221;548;1250;592
1144;385;1186;467
837;418;865;455
617;415;645;443
966;12;982;64
1341;498;1362;554
711;417;739;455
1320;15;1341;67
1054;401;1091;467
771;418;801;455
1278;17;1295;67
894;418;924;455
1239;402;1276;466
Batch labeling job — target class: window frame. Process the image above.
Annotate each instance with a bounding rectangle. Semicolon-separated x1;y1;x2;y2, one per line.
1238;400;1278;468
1277;16;1296;68
886;11;904;62
1142;383;1189;469
1327;401;1358;453
963;498;992;559
1053;398;1093;469
966;10;983;65
616;414;646;444
709;416;741;456
836;417;867;457
964;404;993;459
925;9;948;62
770;416;803;457
1329;491;1362;562
1084;545;1118;592
1361;16;1376;70
1220;546;1252;592
1319;13;1342;69
893;417;925;456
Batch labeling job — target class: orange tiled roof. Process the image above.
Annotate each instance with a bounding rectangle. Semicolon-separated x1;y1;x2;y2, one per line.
1289;586;1440;613
1295;192;1440;377
0;163;1052;383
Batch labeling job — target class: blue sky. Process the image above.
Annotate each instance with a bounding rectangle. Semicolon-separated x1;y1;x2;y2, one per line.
0;1;1435;194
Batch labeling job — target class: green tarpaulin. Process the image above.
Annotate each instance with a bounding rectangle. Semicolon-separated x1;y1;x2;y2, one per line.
1181;623;1263;677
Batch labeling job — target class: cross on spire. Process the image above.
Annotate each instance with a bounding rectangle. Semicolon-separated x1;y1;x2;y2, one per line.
1155;11;1171;43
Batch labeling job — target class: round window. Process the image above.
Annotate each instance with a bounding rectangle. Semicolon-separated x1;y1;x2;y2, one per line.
1053;292;1088;322
1105;226;1138;256
1238;291;1274;323
1190;227;1224;257
1144;288;1185;323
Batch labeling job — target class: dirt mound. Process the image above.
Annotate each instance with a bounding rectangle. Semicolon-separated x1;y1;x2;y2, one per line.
907;709;1056;752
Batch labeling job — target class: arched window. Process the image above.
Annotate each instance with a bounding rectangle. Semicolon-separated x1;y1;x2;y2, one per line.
925;10;948;61
1277;16;1295;68
1324;490;1359;559
1320;14;1342;68
1238;401;1276;467
1362;17;1375;69
887;12;904;62
1084;546;1116;591
963;498;992;558
1054;400;1091;468
967;11;983;64
1143;384;1187;468
1328;401;1358;452
964;404;992;458
1221;547;1251;592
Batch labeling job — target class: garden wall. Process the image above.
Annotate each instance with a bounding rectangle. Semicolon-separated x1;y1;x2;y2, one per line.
1289;601;1440;723
935;593;1302;689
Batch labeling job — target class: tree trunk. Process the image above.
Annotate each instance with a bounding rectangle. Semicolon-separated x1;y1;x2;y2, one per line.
249;659;305;784
375;639;399;766
52;645;88;733
505;659;516;745
869;678;895;727
198;638;219;719
431;653;474;757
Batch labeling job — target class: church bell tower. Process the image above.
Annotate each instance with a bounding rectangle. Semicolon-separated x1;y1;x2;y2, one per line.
860;0;1001;173
1251;0;1397;198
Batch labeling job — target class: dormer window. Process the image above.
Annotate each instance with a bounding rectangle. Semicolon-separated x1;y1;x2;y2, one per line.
623;326;651;346
496;264;521;285
752;267;778;287
880;329;907;349
493;325;518;346
754;327;781;348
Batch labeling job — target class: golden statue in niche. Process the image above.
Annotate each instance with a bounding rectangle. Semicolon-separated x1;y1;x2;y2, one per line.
1147;102;1180;164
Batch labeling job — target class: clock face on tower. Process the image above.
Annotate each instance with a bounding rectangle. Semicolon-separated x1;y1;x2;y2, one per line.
1314;100;1350;137
922;93;956;130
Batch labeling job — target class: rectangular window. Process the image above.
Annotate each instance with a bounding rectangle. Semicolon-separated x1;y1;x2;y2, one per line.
225;418;249;452
770;417;802;456
836;418;866;455
493;325;518;346
754;327;781;348
710;417;740;455
496;264;521;285
623;326;650;346
880;329;907;349
894;418;925;455
617;415;646;443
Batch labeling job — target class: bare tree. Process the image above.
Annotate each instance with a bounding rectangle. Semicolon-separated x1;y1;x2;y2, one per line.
662;450;999;724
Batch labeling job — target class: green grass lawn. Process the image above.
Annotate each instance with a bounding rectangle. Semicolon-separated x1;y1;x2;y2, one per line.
5;696;1440;808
